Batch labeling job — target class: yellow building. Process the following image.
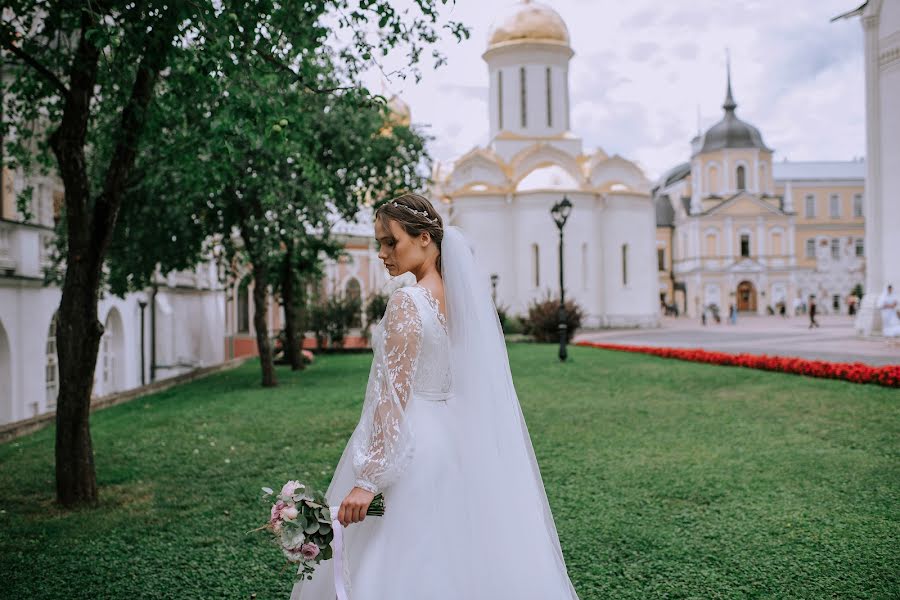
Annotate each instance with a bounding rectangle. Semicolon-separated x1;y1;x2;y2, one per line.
655;66;865;318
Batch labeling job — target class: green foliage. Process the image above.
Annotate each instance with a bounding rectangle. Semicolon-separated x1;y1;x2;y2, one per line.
523;292;584;342
308;292;362;349
851;283;864;300
0;348;897;598
496;303;525;335
364;291;390;337
1;0;469;294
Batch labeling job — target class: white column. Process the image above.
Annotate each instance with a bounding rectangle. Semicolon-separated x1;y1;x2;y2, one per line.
787;219;796;266
783;180;794;212
723;153;730;195
724;217;734;263
855;11;884;335
756;216;766;262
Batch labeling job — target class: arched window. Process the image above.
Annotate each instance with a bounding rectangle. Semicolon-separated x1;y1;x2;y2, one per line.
705;233;717;257
771;231;783;256
46;313;58;410
531;243;540;287
237;276;250;333
707;165;720;195
740;234;751;257
545;67;553;127
736;165;746;191
621;244;629;286
519;67;527;128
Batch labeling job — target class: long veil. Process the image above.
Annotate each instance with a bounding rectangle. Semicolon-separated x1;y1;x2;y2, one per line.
441;226;579;598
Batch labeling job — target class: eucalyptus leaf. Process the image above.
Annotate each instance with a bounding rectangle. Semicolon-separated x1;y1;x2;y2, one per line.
304;521;320;534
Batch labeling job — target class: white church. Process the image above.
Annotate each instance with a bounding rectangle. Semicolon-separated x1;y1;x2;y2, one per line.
432;0;659;328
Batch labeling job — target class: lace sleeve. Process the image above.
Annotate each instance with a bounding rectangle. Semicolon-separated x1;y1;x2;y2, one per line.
351;288;422;494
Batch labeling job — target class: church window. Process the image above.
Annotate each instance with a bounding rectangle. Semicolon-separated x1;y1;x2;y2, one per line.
621;244;628;286
855;238;864;257
830;238;840;260
531;243;539;287
707;165;719;195
771;231;782;255
759;163;767;193
705;233;717;257
740;234;751;258
657;248;665;271
736;165;746;191
829;193;841;218
237;277;250;333
805;194;816;218
498;70;504;130
805;238;816;258
519;67;527;128
46;313;58;410
853;193;863;217
546;67;552;127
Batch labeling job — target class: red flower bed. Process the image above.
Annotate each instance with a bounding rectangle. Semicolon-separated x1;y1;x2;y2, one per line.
574;342;900;388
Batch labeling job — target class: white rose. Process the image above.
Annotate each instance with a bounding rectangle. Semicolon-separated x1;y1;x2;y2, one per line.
282;506;299;521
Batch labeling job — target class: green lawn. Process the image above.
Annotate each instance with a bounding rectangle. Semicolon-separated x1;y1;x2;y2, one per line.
0;346;897;599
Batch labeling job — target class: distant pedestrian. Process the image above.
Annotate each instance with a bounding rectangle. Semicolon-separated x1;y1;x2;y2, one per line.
808;295;820;329
878;284;900;344
779;302;787;318
729;304;737;325
701;306;707;326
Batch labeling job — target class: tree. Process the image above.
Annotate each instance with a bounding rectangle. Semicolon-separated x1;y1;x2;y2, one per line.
2;1;467;507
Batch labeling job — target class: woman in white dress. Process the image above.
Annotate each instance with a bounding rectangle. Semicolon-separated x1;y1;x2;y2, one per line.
878;284;900;339
292;194;579;599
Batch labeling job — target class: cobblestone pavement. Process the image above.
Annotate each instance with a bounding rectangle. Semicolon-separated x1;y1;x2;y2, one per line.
574;314;900;366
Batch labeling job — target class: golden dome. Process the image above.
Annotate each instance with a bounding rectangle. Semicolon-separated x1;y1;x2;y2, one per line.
487;0;570;48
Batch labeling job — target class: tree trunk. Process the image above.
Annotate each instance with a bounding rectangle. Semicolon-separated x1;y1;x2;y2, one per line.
251;261;278;387
54;253;104;507
47;12;177;507
281;251;305;371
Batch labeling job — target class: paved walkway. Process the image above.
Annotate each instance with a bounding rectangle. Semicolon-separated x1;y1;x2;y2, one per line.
575;314;900;366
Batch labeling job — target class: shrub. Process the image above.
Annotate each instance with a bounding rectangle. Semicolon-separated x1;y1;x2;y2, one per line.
523;292;584;343
364;292;390;340
308;293;361;349
496;303;526;335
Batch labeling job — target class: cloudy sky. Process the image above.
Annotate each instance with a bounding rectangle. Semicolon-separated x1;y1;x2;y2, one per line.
362;0;866;181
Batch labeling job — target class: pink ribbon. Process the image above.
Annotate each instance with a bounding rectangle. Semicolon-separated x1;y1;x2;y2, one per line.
331;511;349;600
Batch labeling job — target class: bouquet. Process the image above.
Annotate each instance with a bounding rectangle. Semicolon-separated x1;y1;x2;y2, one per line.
259;480;385;581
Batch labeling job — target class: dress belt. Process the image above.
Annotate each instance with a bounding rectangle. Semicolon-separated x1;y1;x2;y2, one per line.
416;389;453;402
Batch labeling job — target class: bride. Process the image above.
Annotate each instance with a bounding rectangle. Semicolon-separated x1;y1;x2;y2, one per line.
291;193;579;599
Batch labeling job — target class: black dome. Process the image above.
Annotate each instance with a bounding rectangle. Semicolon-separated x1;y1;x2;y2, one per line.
697;66;771;155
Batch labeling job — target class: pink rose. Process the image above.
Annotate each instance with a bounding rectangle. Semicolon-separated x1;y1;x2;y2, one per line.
281;480;302;499
282;505;298;521
270;500;285;525
299;543;320;560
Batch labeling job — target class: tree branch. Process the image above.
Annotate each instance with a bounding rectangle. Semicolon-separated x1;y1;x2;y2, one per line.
0;36;70;99
92;14;180;262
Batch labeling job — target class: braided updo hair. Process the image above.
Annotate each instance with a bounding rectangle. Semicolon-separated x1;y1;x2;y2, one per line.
375;193;444;272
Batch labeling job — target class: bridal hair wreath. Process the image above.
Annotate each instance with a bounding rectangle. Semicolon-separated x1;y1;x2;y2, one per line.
375;193;444;271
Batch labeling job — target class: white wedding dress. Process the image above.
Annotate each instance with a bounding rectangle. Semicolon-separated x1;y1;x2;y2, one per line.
292;227;579;600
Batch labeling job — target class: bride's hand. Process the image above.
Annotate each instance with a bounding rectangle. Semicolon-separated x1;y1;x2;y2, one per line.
338;487;375;527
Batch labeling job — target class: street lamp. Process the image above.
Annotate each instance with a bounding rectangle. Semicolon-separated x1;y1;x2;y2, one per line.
137;293;148;386
550;196;573;361
490;273;499;305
